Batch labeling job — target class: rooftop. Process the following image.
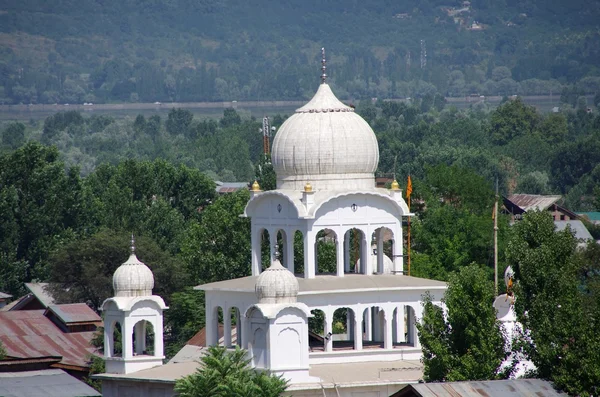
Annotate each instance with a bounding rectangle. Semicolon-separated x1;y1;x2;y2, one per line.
507;194;562;212
45;303;102;325
0;309;99;369
0;369;101;397
554;220;593;241
196;274;447;294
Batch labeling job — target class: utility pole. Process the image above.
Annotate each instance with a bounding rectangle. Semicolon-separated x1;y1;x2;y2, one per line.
494;177;499;295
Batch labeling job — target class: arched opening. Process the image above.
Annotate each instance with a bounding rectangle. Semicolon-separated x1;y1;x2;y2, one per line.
362;306;386;349
315;228;337;274
308;309;326;352
332;307;356;350
370;227;395;274
132;320;155;356
260;229;271;271
392;306;406;346
346;228;367;274
405;305;416;347
230;307;241;347
294;230;304;275
276;229;289;268
110;321;122;357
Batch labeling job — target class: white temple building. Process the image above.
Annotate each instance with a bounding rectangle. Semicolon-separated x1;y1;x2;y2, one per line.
96;54;447;397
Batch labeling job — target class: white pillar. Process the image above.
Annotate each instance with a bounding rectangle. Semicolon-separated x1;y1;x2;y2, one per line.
384;309;393;349
269;229;277;264
304;230;316;279
104;320;113;358
354;308;363;350
377;229;384;274
155;317;164;357
251;226;261;276
324;310;333;352
344;230;350;273
393;223;403;275
235;309;242;347
223;308;232;347
336;230;344;277
206;303;216;347
122;319;133;359
364;308;372;341
394;306;405;343
285;230;294;273
361;232;371;275
413;306;422;348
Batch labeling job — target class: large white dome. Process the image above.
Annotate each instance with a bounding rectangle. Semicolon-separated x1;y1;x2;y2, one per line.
271;83;379;190
113;253;154;298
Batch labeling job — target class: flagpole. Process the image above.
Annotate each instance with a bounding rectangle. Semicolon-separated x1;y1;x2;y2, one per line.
406;175;412;277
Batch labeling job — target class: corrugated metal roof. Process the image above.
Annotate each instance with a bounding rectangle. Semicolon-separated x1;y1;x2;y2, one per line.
0;369;101;397
24;283;55;308
46;303;102;324
578;212;600;222
508;194;562;212
395;379;566;397
0;310;99;369
554;220;593;241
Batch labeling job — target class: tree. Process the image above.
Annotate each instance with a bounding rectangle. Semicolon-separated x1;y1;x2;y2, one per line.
507;211;600;395
417;265;507;382
174;346;288;397
220;108;241;128
181;190;251;284
166;108;193;137
1;122;26;149
255;155;276;191
489;98;540;145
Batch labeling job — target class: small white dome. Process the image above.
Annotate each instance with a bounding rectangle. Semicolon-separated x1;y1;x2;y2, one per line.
271;83;379;191
255;259;298;304
113;254;155;297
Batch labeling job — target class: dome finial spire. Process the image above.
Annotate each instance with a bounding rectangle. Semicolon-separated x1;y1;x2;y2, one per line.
321;47;327;84
274;243;280;261
130;233;136;255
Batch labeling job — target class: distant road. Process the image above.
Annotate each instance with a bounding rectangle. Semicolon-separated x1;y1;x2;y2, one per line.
0;94;583;120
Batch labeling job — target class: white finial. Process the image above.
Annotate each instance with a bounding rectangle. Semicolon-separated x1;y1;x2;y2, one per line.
321;47;327;84
274;243;280;260
130;234;136;254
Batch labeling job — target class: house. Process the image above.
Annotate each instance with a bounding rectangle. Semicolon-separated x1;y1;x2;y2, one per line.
391;379;566;397
0;303;101;377
214;181;249;194
96;60;446;397
503;194;578;222
554;220;594;247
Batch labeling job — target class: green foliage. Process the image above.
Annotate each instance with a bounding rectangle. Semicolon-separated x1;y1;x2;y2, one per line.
85;355;105;392
166;108;194;137
1;122;26;149
489;98;540;145
508;211;600;396
165;289;206;357
174;346;288;397
0;340;5;359
417;265;507;382
181;190;251;284
255;155;276;191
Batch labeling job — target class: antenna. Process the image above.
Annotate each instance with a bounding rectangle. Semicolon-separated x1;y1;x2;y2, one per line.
321;47;327;84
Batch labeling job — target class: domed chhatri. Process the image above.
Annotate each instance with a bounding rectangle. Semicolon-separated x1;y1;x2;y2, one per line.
255;258;299;304
113;238;154;297
271;53;379;191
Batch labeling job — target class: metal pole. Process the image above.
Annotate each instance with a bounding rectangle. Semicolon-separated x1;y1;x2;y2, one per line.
407;198;411;276
494;178;499;295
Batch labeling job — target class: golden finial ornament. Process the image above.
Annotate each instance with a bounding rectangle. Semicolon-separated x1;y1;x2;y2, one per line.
391;180;400;190
304;182;313;192
251;180;261;191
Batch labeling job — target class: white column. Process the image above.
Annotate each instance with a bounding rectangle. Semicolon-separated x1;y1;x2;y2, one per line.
240;312;249;349
285;230;294;273
235;309;242;347
393;223;403;275
324;310;333;352
223;308;232;347
412;306;422;348
344;230;350;273
394;306;405;343
384;309;393;349
251;226;261;276
269;228;277;264
336;229;344;277
361;232;371;275
377;228;384;274
104;319;113;358
364;308;372;341
155;316;164;357
205;303;216;347
304;230;316;279
354;308;363;350
122;319;133;359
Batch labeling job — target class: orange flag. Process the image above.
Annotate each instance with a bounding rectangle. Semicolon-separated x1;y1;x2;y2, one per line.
406;175;413;199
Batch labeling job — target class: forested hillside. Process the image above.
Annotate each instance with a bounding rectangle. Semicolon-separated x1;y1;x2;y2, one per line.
1;0;599;104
